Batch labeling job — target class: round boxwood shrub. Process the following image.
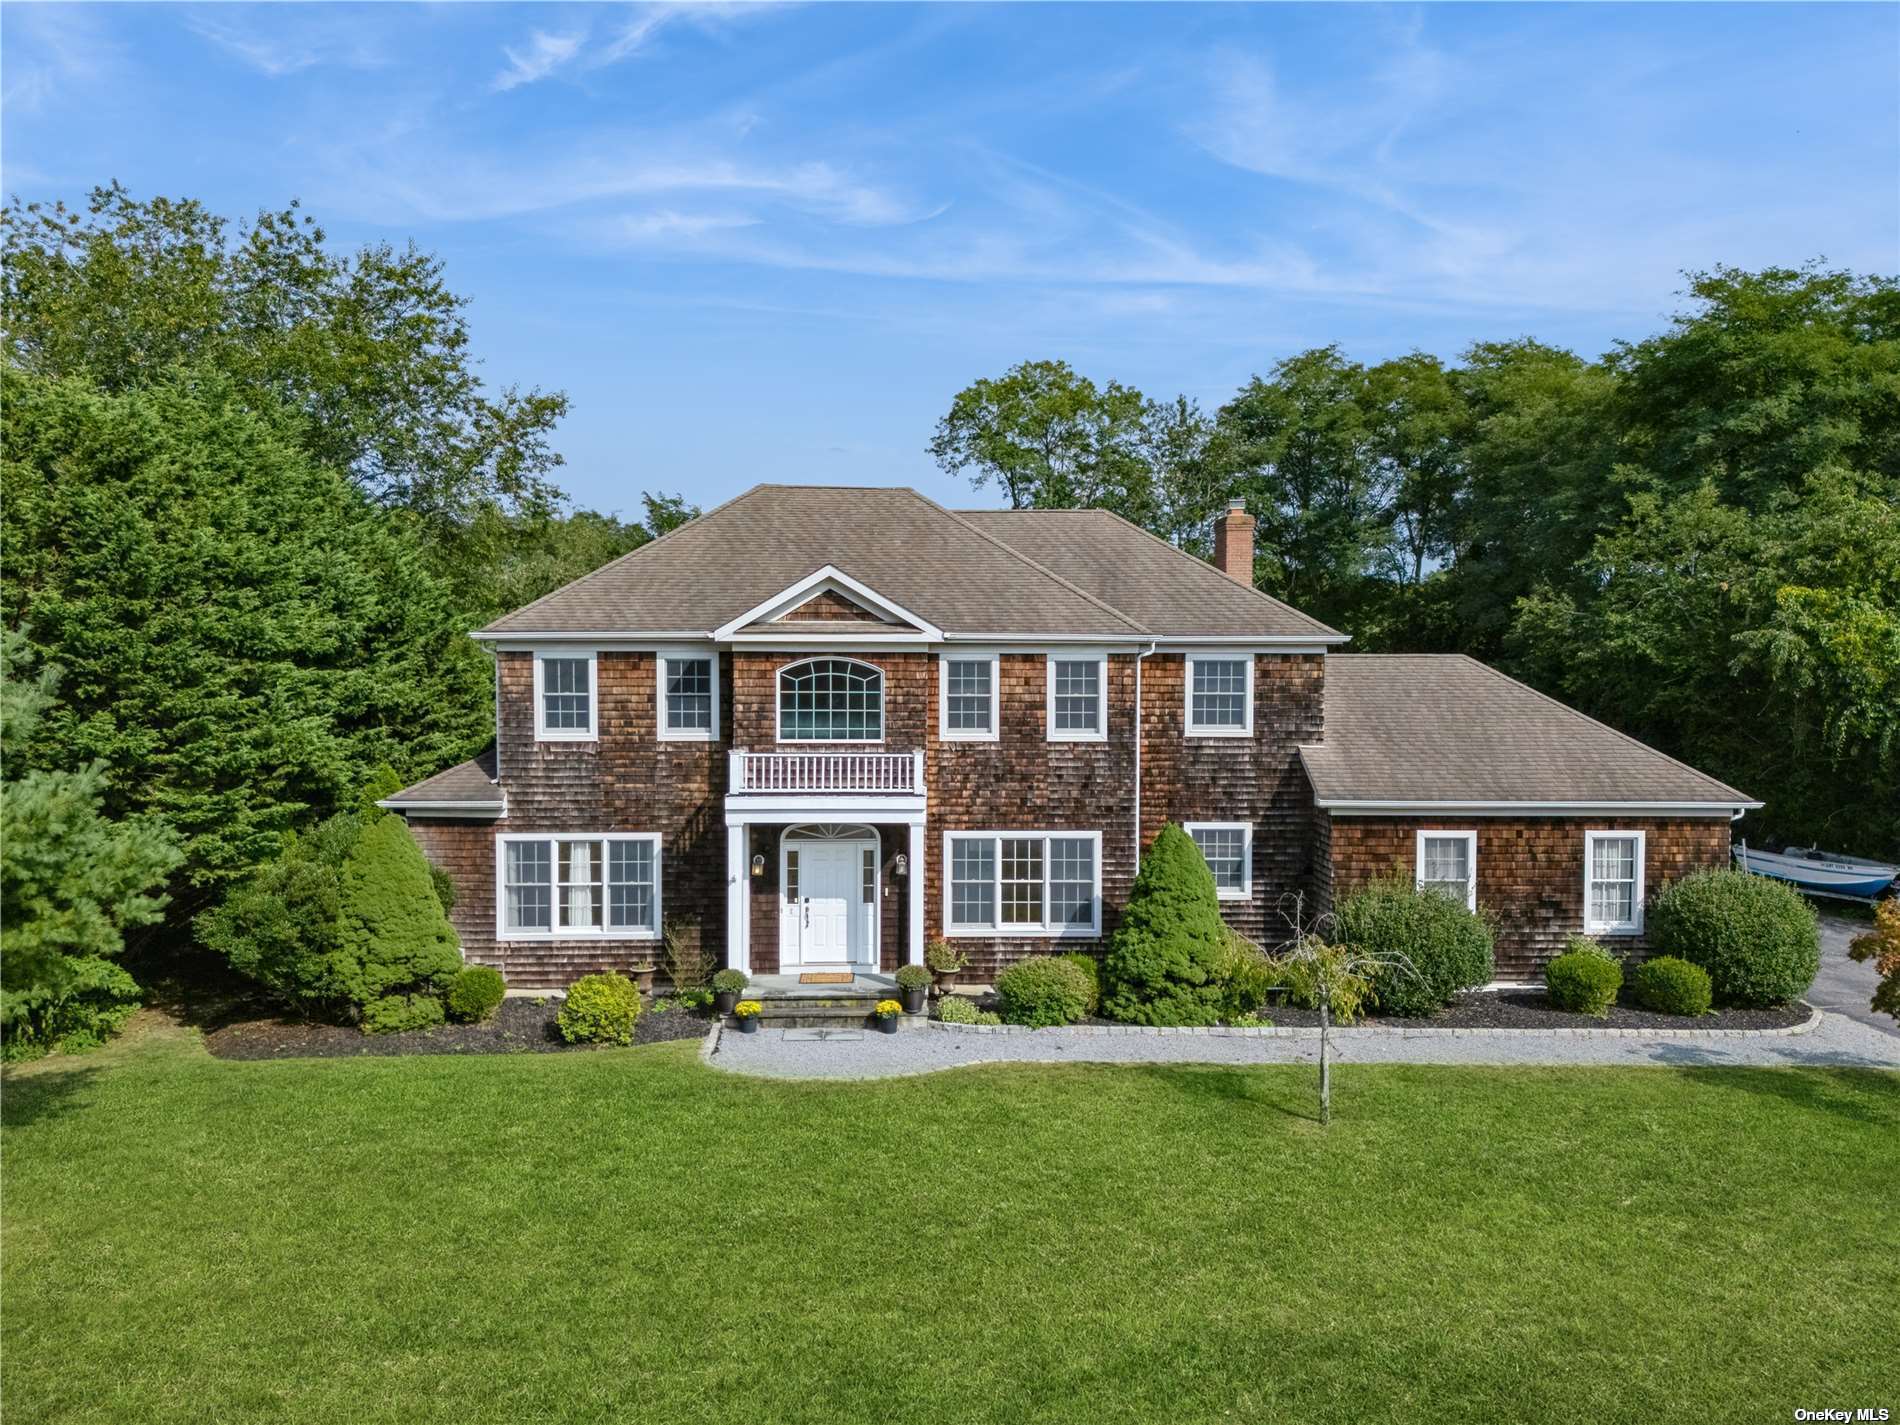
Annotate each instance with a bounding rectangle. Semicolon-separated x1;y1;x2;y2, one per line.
361;992;446;1035
446;965;506;1024
1335;874;1495;1017
1545;949;1622;1018
995;956;1093;1027
1630;956;1713;1017
557;972;642;1045
1102;824;1228;1026
1648;869;1819;1007
1057;952;1101;1016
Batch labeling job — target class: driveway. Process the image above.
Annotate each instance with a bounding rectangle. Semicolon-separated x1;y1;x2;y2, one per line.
1810;911;1897;1037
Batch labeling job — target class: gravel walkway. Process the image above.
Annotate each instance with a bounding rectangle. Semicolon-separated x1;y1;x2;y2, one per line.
706;1011;1900;1080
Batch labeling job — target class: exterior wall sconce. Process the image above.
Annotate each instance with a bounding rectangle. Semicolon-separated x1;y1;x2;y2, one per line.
893;852;908;878
750;854;765;878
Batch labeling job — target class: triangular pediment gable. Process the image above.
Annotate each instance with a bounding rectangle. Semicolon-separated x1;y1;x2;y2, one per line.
712;566;942;642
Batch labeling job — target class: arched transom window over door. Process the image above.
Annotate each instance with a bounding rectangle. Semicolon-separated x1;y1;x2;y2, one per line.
778;658;884;741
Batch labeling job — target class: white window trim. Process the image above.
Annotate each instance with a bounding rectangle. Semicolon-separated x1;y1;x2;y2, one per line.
495;832;661;941
1583;828;1647;935
938;651;1000;743
941;829;1103;939
775;656;886;745
1184;653;1253;738
1045;651;1108;743
1414;829;1478;912
533;650;598;743
1185;821;1254;901
655;647;720;743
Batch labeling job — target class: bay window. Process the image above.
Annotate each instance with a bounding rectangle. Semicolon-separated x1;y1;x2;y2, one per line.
944;831;1101;936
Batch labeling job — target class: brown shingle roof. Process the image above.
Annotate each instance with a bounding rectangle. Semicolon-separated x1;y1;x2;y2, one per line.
383;744;503;810
957;508;1340;639
478;485;1340;640
1300;656;1757;808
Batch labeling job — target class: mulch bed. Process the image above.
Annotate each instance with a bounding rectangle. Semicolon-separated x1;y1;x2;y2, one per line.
1242;989;1813;1032
203;996;712;1061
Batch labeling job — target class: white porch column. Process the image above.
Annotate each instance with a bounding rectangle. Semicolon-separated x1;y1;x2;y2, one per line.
725;822;749;973
907;817;926;966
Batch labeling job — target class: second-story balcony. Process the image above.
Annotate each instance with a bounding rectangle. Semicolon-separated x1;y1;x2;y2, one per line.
728;749;923;796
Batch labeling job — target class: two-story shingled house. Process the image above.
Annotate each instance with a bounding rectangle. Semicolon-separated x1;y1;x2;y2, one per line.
384;484;1759;988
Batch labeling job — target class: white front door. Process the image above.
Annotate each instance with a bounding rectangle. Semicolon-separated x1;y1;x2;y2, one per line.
788;840;874;968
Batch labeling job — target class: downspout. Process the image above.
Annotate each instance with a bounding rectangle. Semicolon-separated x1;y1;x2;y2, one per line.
1133;640;1159;869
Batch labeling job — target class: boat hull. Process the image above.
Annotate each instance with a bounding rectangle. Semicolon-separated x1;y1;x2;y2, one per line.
1734;847;1899;899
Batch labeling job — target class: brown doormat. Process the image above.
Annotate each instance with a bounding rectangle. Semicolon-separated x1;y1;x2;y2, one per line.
799;972;855;985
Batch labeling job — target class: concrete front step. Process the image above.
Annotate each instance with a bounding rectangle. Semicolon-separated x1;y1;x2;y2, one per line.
728;1000;929;1031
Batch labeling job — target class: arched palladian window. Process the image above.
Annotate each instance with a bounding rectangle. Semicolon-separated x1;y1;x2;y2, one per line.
778;658;883;742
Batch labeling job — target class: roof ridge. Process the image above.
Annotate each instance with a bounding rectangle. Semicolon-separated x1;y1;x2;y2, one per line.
911;492;1153;635
476;484;768;635
1454;655;1752;800
1013;505;1345;639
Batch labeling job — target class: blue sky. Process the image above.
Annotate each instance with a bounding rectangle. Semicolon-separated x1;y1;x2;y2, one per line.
4;3;1896;519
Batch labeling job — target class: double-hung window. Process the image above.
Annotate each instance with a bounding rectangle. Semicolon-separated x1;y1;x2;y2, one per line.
534;652;597;741
498;833;660;938
1187;822;1253;900
1584;830;1646;934
658;653;717;741
1046;654;1106;742
939;653;998;741
944;831;1101;936
1415;830;1477;911
1185;655;1252;736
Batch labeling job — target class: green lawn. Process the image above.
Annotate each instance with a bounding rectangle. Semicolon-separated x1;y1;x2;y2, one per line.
3;1026;1895;1424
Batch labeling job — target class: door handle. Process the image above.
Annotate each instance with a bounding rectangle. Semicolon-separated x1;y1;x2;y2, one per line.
803;899;810;928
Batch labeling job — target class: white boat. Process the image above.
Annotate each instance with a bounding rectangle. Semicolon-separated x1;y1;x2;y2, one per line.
1734;843;1900;900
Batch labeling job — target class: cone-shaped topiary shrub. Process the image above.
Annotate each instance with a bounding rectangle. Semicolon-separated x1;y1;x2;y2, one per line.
1648;868;1819;1007
332;815;461;1029
1102;824;1228;1026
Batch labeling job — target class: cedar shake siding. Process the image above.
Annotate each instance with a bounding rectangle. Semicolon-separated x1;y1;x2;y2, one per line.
1323;815;1732;980
381;486;1755;995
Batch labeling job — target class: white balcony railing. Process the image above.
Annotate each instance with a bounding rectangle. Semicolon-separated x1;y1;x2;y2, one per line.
729;749;923;795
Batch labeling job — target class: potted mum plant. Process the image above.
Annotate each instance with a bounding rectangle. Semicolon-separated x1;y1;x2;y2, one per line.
874;999;903;1034
925;940;968;993
711;968;748;1014
894;963;931;1014
733;1000;762;1034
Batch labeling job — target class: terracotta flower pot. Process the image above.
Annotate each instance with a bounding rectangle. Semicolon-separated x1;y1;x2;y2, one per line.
737;1016;759;1034
714;989;739;1014
900;986;927;1014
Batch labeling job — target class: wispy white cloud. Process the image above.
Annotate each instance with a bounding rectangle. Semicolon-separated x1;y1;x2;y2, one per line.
2;4;115;115
185;9;389;77
493;29;587;92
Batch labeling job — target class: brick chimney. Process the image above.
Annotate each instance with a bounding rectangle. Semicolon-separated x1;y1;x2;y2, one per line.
1213;498;1255;585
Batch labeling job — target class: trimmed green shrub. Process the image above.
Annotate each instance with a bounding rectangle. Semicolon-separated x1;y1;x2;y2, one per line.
934;995;1001;1027
558;972;642;1044
1631;956;1713;1017
427;863;457;915
1214;931;1278;1020
1648;869;1819;1007
1058;952;1100;1016
362;993;446;1035
995;956;1092;1027
197;812;360;1014
0;957;143;1062
446;966;506;1023
894;963;933;993
1102;824;1228;1026
710;968;748;995
1545;949;1622;1018
333;816;461;1019
1336;874;1495;1016
1563;934;1616;962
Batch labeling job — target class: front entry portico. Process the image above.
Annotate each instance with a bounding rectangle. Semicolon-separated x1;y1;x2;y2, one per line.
723;775;926;976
